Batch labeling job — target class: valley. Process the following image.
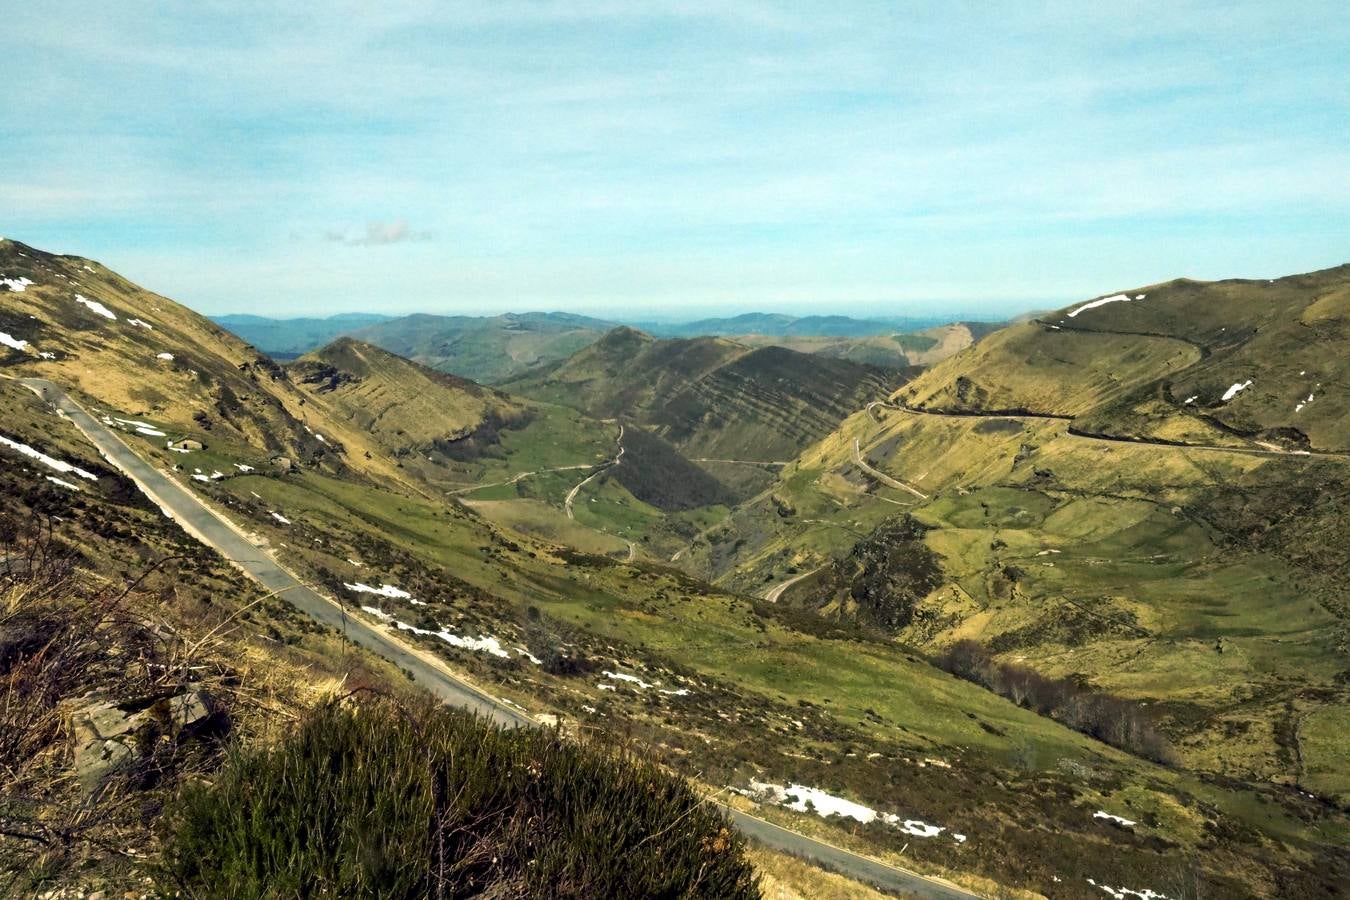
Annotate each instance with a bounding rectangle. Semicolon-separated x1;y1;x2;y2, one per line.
3;238;1347;898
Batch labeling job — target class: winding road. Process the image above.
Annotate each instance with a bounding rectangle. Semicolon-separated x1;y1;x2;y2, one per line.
868;400;1349;462
17;378;978;898
852;437;928;499
760;567;821;603
564;423;624;519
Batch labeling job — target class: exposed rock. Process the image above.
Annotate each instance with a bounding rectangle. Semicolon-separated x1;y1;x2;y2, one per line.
70;690;213;791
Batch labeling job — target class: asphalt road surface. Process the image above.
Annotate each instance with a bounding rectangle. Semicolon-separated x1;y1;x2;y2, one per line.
23;377;981;899
21;377;522;727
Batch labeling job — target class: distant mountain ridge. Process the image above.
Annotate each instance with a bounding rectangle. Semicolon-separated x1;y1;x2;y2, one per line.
210;309;995;381
505;326;911;461
639;312;957;338
213;312;395;358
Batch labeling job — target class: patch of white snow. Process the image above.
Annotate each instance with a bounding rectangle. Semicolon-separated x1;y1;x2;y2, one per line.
0;331;28;351
1;275;34;292
156;352;174;361
1220;379;1253;402
46;475;82;491
1067;293;1136;318
343;582;412;600
0;434;98;480
270;512;292;525
74;295;117;320
1093;810;1137;827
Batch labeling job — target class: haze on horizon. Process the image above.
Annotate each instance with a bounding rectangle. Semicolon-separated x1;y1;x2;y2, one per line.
2;1;1346;320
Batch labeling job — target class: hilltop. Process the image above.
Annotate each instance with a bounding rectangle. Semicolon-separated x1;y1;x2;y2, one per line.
902;264;1350;451
212;312;394;358
289;337;529;463
349;311;617;383
507;327;908;461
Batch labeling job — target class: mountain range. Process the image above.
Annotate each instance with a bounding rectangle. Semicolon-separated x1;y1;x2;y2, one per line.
213;309;988;383
4;236;1347;899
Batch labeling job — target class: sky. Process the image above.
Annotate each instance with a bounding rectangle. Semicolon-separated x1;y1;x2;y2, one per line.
2;1;1347;320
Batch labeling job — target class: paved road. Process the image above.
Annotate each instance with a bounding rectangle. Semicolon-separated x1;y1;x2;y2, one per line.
23;377;982;899
872;400;1349;462
760;567;821;603
565;423;624;519
19;378;524;728
717;805;978;899
853;437;928;499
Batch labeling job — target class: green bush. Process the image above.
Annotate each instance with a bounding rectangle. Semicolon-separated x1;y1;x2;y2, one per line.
157;696;759;899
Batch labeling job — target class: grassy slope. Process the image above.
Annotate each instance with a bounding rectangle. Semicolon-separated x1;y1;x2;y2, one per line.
7;244;1347;896
192;459;1345;897
290;337;524;442
903;264;1350;451
509;327;906;462
351;312;613;384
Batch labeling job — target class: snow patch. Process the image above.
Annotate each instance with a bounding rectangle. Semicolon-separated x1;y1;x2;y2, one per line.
344;582;412;600
270;512;292;525
746;780;962;842
46;475;82;491
191;474;210;483
1182;396;1197;405
156;352;174;361
388;619;512;658
1086;877;1171;900
1093;810;1137;827
234;463;254;472
128;318;153;329
0;331;28;351
1;275;34;292
1220;379;1253;402
0;434;98;480
1067;293;1136;318
604;670;656;690
75;295;117;320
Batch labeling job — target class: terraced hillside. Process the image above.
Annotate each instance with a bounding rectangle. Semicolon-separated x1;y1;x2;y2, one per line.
351;311;616;383
690;264;1350;848
903;264;1350;451
508;327;907;461
290;338;530;462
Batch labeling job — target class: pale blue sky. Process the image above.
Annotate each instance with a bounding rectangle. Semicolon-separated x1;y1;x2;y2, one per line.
3;1;1346;318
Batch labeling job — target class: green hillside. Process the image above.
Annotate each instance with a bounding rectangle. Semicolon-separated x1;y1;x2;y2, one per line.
352;311;616;383
689;262;1350;835
903;264;1350;451
508;327;908;461
5;244;1348;899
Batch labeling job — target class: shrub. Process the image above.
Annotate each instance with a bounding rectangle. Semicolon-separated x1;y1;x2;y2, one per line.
158;696;759;899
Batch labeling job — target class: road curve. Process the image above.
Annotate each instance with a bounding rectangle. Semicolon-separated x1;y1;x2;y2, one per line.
23;378;983;898
564;423;624;519
852;437;928;499
760;567;821;603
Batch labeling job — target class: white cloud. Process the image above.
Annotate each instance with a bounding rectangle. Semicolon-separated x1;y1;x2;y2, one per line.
323;220;431;246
